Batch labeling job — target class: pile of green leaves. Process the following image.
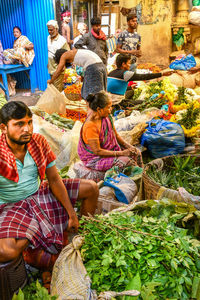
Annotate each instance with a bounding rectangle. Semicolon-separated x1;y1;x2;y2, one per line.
45;113;75;130
133;95;166;111
58;165;70;179
132;81;168;111
178;102;200;129
12;280;57;300
132;88;142;101
80;199;200;299
147;155;200;196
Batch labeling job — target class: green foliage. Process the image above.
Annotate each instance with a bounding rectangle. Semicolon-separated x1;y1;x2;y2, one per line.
178;102;200;129
79;199;200;299
147;156;200;196
58;165;70;179
176;87;188;105
45;113;75;130
132;89;142;101
133;81;167;111
12;280;58;300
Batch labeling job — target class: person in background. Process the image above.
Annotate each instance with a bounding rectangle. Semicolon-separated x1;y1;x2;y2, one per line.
78;91;143;172
3;26;35;67
74;17;108;66
107;54;173;97
73;23;88;46
47;48;107;100
61;11;73;48
47;20;69;91
0;101;98;264
116;14;141;71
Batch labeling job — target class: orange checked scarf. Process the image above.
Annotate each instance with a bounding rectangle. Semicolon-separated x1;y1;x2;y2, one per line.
0;133;56;182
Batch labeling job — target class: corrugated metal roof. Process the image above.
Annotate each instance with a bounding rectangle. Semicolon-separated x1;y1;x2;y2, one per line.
0;0;55;91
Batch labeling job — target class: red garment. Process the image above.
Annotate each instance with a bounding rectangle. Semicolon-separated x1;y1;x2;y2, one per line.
0;133;56;182
0;179;80;252
91;28;106;41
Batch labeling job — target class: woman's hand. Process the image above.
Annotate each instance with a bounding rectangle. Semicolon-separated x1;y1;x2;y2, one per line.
47;79;52;84
120;149;132;156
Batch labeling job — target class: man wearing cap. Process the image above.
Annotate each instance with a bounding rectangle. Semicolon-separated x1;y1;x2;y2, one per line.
74;16;108;66
47;20;69;91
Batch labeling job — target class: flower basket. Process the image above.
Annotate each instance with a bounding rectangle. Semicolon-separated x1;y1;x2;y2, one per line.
65;93;82;101
142;154;200;200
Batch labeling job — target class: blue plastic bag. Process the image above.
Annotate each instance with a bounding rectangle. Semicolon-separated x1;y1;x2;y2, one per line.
169;54;196;70
104;173;137;204
141;119;185;158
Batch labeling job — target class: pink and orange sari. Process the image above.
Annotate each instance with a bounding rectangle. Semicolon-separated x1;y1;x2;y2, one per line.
78;115;143;172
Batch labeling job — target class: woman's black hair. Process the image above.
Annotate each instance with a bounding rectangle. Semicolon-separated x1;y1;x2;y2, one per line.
86;91;110;111
13;26;22;33
0;101;32;125
54;49;71;68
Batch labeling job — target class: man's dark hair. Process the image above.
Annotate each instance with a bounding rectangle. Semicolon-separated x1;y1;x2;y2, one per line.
91;17;101;26
0;101;32;125
116;54;131;68
54;49;71;68
127;13;137;22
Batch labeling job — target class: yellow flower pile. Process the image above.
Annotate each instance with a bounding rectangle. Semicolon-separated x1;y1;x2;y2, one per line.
161;78;177;103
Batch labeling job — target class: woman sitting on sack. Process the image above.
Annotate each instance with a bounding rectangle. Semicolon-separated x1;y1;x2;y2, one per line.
78;91;143;172
3;26;35;67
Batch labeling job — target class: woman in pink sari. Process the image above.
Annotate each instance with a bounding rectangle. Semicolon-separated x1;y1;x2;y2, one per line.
78;91;143;172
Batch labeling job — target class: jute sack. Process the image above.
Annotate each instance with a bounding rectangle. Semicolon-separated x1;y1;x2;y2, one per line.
50;235;140;299
119;122;147;145
168;72;196;89
36;84;66;115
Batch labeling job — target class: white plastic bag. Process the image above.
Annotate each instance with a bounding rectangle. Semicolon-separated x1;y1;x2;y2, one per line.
36;84;66;115
56;121;82;169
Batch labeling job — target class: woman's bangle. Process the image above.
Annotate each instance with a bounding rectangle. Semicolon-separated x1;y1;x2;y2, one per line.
114;151;117;158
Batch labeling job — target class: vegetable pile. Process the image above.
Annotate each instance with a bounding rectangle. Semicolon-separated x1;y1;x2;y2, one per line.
80;199;200;299
12;280;57;300
147;155;200;196
45;113;75;130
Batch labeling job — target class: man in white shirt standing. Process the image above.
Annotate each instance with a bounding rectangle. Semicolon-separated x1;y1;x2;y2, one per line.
47;20;69;91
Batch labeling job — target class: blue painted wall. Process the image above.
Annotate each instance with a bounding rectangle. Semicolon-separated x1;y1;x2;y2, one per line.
0;0;54;91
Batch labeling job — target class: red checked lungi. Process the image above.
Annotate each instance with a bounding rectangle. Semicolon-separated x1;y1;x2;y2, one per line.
0;179;80;254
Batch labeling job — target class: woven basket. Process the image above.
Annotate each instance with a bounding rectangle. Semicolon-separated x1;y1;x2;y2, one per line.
0;255;27;300
65;93;81;101
142;154;200;200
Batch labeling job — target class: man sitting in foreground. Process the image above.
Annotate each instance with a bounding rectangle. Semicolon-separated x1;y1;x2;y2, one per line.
0;101;98;263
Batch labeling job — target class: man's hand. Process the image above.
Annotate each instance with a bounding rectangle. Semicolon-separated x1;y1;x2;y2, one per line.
161;69;174;76
67;213;79;233
130;49;142;57
47;79;52;84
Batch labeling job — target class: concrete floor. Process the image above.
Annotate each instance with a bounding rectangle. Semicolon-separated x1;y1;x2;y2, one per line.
8;89;43;106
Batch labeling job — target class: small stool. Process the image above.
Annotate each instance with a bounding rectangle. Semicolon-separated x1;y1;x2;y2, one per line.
0;255;27;300
73;161;105;182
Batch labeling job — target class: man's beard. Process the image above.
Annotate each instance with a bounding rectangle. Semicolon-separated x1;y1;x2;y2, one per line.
7;133;32;145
